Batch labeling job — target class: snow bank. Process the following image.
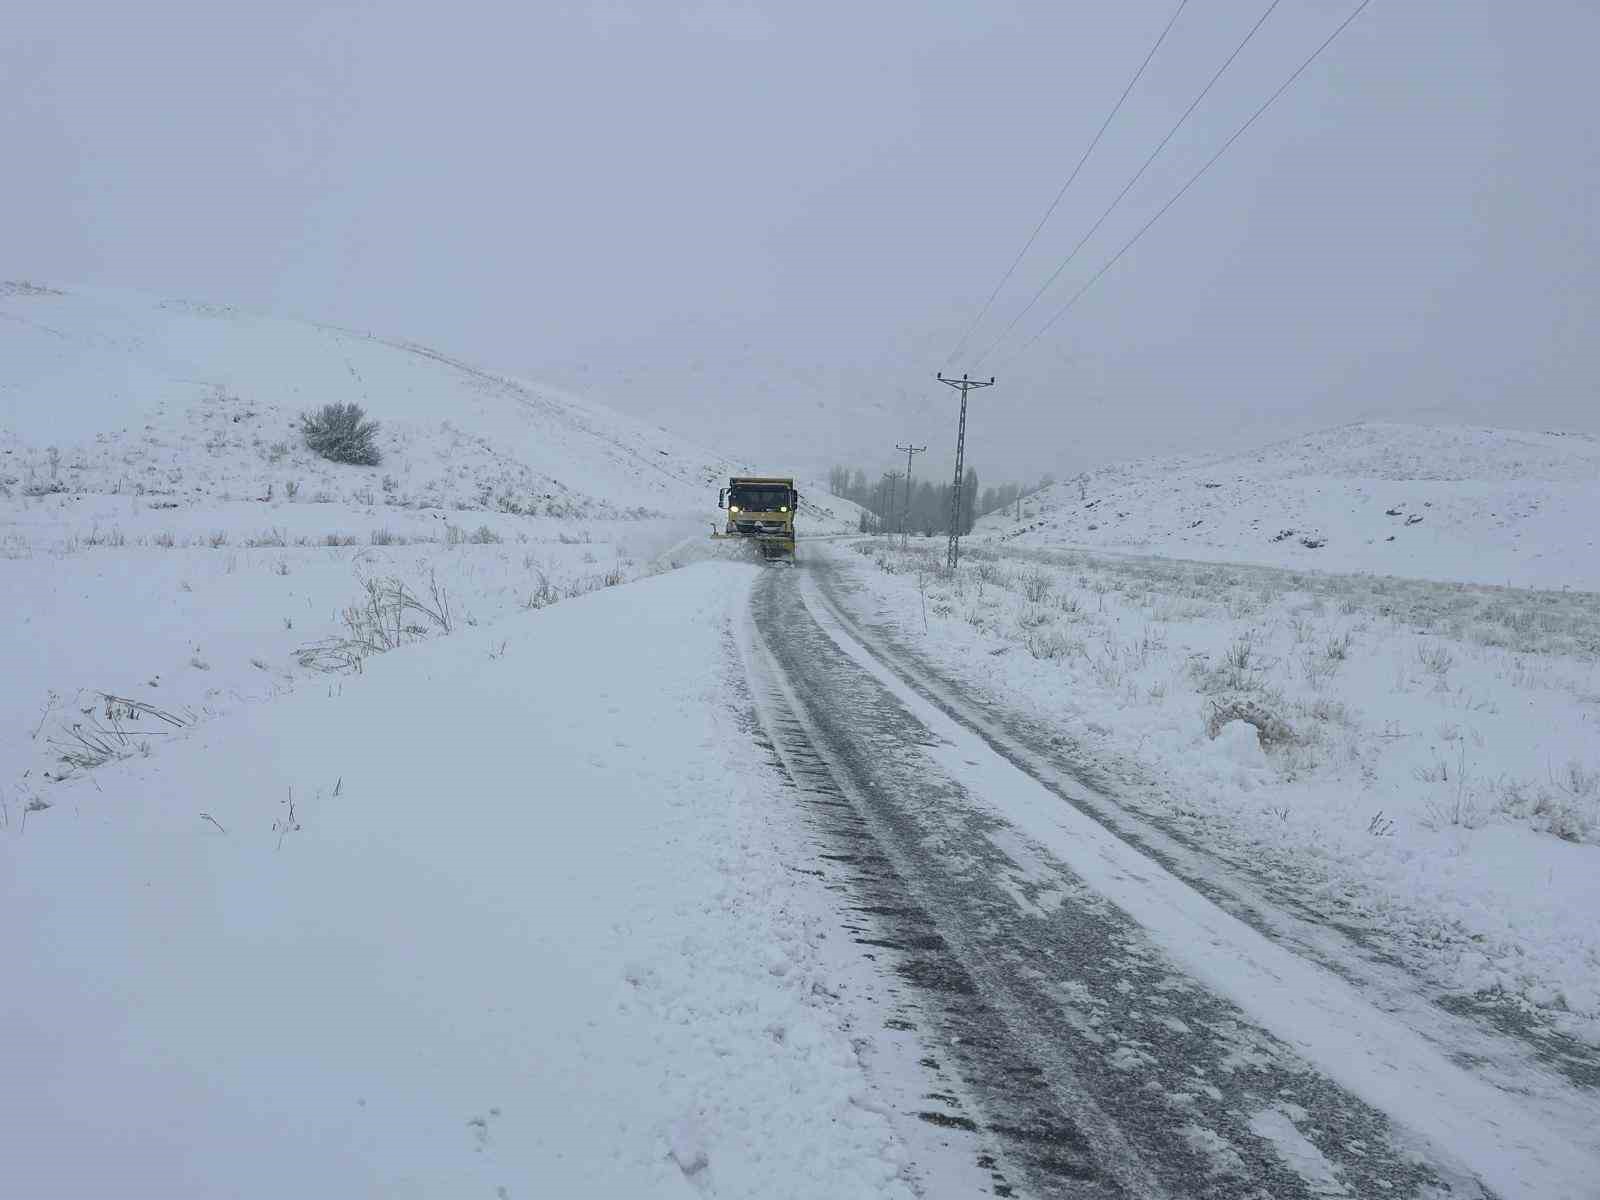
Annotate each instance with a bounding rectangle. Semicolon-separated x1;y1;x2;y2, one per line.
838;538;1600;1049
1;564;911;1197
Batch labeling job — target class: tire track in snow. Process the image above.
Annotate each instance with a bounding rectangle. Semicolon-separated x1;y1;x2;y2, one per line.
744;565;1480;1199
811;547;1600;1102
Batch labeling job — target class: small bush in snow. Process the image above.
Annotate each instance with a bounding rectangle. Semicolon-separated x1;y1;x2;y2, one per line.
1018;568;1054;603
1416;641;1456;679
301;402;382;466
1025;629;1083;662
1017;604;1054;630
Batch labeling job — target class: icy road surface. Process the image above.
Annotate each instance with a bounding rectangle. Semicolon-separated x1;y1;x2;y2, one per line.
742;550;1600;1198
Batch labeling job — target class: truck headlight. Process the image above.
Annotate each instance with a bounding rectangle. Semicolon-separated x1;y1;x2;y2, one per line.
730;505;740;513
779;505;788;512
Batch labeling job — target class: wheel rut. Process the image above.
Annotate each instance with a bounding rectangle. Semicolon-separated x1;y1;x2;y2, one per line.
743;564;1475;1200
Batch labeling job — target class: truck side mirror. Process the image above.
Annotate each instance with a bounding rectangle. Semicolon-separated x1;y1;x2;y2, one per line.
717;488;727;509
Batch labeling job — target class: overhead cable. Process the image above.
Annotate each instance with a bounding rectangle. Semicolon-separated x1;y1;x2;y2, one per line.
998;0;1376;369
972;0;1287;368
944;0;1191;367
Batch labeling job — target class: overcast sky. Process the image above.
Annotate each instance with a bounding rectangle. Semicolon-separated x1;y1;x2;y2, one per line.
8;1;1597;483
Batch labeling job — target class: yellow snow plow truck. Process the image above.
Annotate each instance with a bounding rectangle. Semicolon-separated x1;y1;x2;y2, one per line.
714;476;798;562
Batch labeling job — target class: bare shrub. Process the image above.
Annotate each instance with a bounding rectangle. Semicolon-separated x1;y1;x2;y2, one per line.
1491;776;1595;843
245;528;287;548
1556;760;1599;798
1416;641;1456;678
524;574;560;610
1018;568;1054;603
1301;650;1338;690
469;524;501;545
1025;629;1083;661
302;402;382;466
1223;633;1257;672
296;571;454;672
1017;605;1054;630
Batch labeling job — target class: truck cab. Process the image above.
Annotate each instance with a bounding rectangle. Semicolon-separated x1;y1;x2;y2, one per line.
716;476;798;561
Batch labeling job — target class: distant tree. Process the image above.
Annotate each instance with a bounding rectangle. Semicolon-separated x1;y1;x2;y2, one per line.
962;466;979;534
828;465;851;498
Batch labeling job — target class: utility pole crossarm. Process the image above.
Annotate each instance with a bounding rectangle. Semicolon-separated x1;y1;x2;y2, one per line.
935;373;995;570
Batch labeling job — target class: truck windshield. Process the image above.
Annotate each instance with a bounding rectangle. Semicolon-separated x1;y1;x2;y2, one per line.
730;488;791;511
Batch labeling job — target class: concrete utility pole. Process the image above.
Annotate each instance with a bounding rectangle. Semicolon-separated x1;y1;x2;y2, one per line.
936;373;994;569
895;442;926;548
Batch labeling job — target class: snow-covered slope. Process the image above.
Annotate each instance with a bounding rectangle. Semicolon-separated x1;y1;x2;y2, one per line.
0;281;860;806
0;285;908;1197
976;422;1600;590
0;280;861;529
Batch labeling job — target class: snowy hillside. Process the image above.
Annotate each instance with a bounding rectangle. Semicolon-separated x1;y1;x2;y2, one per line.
976;422;1600;590
1;283;913;1198
0;281;859;807
0;280;860;526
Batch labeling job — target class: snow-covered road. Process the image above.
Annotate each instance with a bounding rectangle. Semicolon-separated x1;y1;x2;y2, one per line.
7;548;1598;1198
743;548;1600;1198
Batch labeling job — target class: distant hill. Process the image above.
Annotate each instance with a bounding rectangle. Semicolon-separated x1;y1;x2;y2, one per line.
0;281;860;530
973;422;1600;590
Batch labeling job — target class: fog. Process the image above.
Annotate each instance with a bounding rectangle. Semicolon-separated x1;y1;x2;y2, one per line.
9;0;1597;483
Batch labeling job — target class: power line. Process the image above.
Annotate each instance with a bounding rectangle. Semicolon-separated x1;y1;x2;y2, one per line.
944;0;1190;367
999;0;1375;370
972;0;1287;368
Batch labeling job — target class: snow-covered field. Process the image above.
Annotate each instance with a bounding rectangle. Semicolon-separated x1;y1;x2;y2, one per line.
841;535;1600;1048
6;563;919;1198
978;422;1600;590
1;283;907;1197
0;282;859;805
7;280;1598;1195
